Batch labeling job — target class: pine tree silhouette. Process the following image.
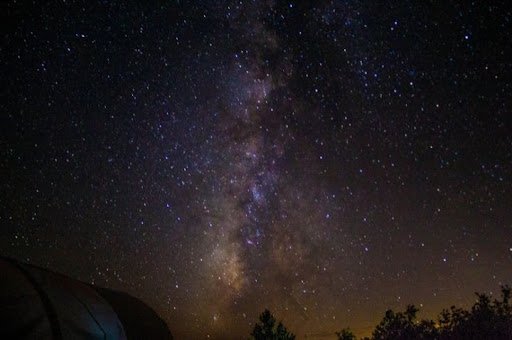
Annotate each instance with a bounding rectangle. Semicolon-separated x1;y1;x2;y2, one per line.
250;309;295;340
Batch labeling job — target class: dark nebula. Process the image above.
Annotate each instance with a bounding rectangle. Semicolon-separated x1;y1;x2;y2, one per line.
2;1;511;338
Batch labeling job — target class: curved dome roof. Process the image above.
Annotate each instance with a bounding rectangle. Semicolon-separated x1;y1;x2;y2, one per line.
0;257;172;340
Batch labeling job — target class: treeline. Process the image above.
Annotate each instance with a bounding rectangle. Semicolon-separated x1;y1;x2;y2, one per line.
250;285;512;339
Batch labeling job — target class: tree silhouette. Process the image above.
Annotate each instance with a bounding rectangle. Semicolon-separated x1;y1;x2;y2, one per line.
372;304;436;340
336;327;357;340
437;285;512;339
251;309;295;340
250;286;511;339
352;285;512;340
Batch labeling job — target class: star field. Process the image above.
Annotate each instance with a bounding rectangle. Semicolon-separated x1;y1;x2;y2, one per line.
2;1;512;338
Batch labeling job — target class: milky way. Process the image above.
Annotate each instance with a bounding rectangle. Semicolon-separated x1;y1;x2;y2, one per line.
2;1;512;338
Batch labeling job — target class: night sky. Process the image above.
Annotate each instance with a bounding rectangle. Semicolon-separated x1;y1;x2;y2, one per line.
2;1;512;338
